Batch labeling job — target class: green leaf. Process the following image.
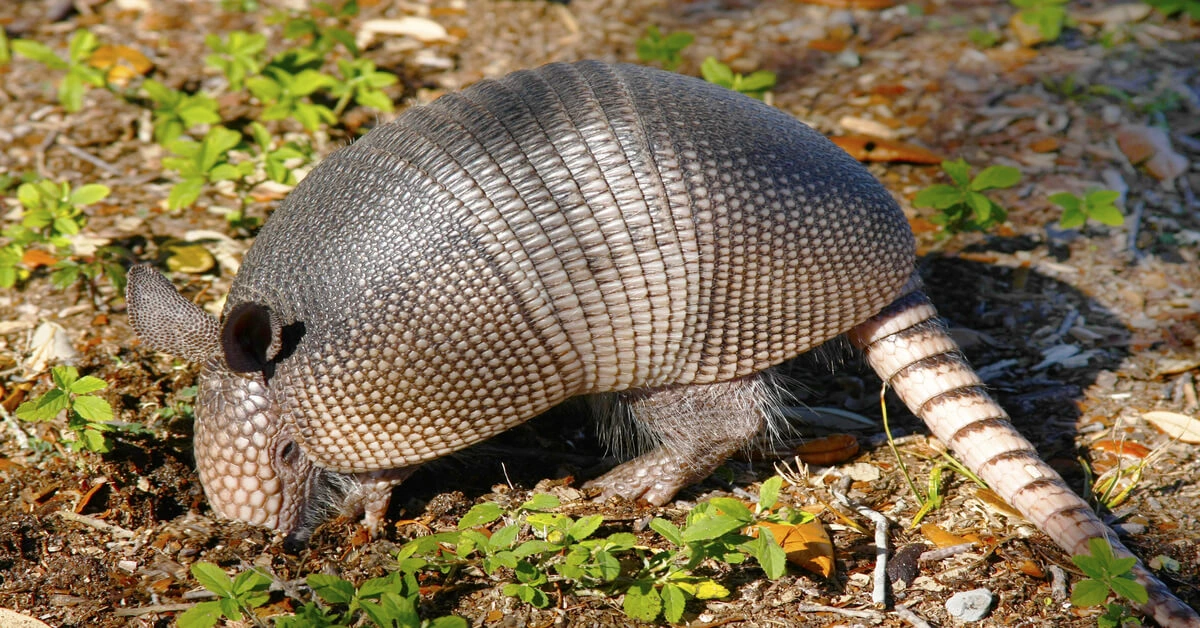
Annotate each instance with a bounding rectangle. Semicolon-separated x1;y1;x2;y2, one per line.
59;72;85;112
191;562;234;598
568;515;604;542
458;502;504;529
737;70;777;92
308;573;355;605
1058;206;1086;229
623;581;662;622
69;375;108;395
1087;203;1124;226
12;40;67;69
941;159;972;187
176;600;224;628
67;30;98;64
488;523;520;550
965;192;993;222
360;592;420;628
51;365;79;390
1110;576;1149;605
708;497;754;522
358;572;404;599
429;616;469;628
77;428;111;453
355;89;393;112
67;184;110;207
970;165;1021;191
748;526;788;579
913;184;963;210
661;583;688;623
759;476;783;510
1072;578;1112;607
680;514;745;542
16;389;69;421
700;57;734;86
520;494;560;511
73;395;113;422
1048;192;1080;212
168;178;206;210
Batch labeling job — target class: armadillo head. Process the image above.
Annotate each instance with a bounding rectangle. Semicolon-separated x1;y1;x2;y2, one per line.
126;265;346;542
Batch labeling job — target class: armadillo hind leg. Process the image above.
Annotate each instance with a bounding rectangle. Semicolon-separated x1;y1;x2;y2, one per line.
584;373;775;505
850;278;1200;627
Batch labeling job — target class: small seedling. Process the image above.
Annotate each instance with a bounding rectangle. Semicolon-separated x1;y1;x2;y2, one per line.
273;0;361;57
178;562;272;628
247;66;338;131
205;31;268;91
15;365;128;454
11;29;107;112
635;25;694;71
700;57;776;100
1049;189;1124;229
141;79;222;144
163;126;254;209
330;57;399;116
968;27;1002;48
1071;537;1148;628
248;122;312;186
1142;0;1200;19
913;158;1021;234
1012;0;1071;43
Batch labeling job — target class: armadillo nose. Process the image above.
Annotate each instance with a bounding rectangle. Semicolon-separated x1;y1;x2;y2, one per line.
282;526;313;553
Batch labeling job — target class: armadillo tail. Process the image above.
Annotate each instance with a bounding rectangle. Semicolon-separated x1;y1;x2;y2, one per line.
849;279;1199;627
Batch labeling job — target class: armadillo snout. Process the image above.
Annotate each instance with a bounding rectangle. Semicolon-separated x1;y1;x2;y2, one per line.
193;361;309;531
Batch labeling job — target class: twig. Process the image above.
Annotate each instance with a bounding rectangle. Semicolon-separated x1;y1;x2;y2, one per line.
795;604;884;620
895;603;934;628
35;130;59;179
56;510;136;539
919;542;977;562
1049;564;1069;601
58;143;123;176
113;603;194;617
832;479;890;607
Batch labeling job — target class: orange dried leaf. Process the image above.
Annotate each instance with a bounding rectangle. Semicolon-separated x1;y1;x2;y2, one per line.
22;249;57;269
792;434;860;465
830;135;944;164
1017;559;1045;578
919;523;972;548
908;216;940;234
1092;439;1151;459
1029;137;1061;153
90;45;153;86
759;520;835;577
807;38;846;53
974;488;1023;519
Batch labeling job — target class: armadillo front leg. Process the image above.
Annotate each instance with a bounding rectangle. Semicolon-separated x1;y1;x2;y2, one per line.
851;279;1200;628
584;375;771;505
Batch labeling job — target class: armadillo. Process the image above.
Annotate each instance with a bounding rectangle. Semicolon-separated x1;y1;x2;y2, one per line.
126;61;1198;625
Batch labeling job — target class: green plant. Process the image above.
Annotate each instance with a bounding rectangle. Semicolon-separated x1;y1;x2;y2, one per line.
205;31;268;91
398;484;809;624
276;570;467;627
141;79;222;144
14;365;129;453
163;126;254;209
968;27;1002;48
1049;189;1124;229
913;158;1021;234
273;0;361;57
700;57;776;100
0;26;10;65
248;122;312;186
1012;0;1070;43
330;57;398;116
1142;0;1200;19
11;29;106;112
178;562;272;628
247;65;338;131
635;25;694;71
1071;537;1149;628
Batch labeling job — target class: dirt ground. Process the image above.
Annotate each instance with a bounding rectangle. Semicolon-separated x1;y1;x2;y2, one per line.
1;0;1198;626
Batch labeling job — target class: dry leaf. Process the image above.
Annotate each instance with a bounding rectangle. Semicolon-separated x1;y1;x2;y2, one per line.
1009;14;1045;47
1092;439;1151;458
792;434;860;465
89;45;153;86
829;135;943;164
1117;125;1190;184
1075;3;1152;26
1142;411;1200;444
920;523;973;548
358;17;450;49
21;249;57;269
839;116;898;139
974;487;1024;519
758;520;835;577
23;322;79;376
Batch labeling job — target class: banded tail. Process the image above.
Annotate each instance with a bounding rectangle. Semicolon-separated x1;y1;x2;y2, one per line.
850;277;1199;627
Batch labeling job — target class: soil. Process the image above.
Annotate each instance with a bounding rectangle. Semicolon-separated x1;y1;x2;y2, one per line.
1;0;1198;627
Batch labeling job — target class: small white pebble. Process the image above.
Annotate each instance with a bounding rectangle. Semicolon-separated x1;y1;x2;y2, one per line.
946;588;995;622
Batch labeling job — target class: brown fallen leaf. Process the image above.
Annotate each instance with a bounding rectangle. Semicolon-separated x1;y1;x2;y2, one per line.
1116;125;1190;184
21;249;56;269
974;487;1024;519
919;522;974;548
1092;439;1151;458
757;520;835;577
829;135;944;164
89;45;153;86
1142;411;1200;444
792;434;860;465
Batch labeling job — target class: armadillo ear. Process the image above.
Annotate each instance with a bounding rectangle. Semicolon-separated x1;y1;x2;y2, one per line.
126;264;221;363
222;302;283;374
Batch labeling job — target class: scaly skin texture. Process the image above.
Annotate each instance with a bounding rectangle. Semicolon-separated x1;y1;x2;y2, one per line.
126;61;1198;624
